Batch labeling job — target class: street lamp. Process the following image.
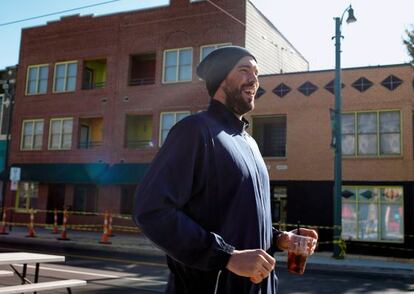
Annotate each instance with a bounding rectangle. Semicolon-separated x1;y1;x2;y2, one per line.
332;5;356;259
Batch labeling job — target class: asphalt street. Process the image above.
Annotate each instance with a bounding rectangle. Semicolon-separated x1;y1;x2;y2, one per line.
0;243;413;293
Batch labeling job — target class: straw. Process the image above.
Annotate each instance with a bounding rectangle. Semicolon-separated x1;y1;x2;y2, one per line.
297;221;300;235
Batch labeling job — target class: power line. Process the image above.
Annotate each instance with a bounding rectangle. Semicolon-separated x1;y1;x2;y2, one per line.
0;0;122;27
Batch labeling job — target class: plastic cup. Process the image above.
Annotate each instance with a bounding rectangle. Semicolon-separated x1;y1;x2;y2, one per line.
287;234;317;275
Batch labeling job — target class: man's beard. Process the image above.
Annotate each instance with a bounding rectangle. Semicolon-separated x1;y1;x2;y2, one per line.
223;83;255;116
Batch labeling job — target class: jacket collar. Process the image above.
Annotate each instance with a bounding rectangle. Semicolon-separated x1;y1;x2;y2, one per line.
208;99;249;133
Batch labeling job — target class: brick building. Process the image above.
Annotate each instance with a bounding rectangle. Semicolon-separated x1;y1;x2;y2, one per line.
247;63;414;256
5;1;308;229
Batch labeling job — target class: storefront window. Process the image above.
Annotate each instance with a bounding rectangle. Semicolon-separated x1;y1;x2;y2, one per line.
342;186;404;242
15;182;38;211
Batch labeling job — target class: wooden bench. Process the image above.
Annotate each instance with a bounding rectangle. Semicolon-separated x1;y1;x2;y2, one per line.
0;279;86;294
0;271;13;277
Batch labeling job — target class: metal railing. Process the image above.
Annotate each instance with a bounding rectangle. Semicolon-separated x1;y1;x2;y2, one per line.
78;141;103;149
129;77;155;86
82;81;106;90
125;140;153;148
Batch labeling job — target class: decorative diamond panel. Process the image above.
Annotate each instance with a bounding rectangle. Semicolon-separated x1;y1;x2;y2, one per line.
272;83;291;97
255;87;265;100
324;80;345;94
298;81;318;96
381;75;402;91
352;77;373;92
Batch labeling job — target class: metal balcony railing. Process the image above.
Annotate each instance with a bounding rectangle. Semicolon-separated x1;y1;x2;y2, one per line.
125;140;153;148
78;141;103;149
82;81;106;90
129;77;155;86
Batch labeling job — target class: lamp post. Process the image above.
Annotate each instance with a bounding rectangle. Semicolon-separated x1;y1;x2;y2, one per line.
332;5;356;259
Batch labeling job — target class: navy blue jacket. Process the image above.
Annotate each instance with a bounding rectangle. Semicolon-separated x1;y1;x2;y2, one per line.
133;100;280;293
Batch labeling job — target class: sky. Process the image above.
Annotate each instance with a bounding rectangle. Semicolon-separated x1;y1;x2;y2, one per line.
0;0;412;71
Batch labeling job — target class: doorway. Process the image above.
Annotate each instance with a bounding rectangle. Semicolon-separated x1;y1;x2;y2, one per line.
46;184;65;224
271;186;288;231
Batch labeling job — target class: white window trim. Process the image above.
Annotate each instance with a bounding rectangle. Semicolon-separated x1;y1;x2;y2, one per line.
48;117;73;150
199;43;232;61
25;64;49;95
53;61;78;93
158;111;190;146
162;48;193;84
20;119;44;151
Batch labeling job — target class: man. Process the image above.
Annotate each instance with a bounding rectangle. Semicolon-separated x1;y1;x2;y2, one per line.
133;46;317;293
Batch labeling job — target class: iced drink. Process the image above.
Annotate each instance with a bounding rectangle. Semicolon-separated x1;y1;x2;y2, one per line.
287;234;316;275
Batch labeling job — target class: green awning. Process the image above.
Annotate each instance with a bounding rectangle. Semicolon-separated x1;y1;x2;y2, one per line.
99;163;149;184
11;163;149;184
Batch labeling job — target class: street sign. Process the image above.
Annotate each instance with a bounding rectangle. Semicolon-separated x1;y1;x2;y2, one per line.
9;167;21;182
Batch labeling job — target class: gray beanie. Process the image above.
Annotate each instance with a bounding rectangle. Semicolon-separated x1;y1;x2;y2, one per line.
196;46;257;97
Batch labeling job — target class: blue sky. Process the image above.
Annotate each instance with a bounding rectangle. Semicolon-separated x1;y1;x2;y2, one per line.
0;0;413;70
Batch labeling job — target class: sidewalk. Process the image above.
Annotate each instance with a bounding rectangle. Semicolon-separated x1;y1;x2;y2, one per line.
0;226;413;278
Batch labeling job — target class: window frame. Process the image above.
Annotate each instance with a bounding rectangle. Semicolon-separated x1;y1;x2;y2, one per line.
20;119;44;151
53;61;78;93
341;185;404;243
25;64;49;95
199;43;232;61
251;115;287;158
342;110;402;157
162;48;193;84
48;117;73;150
15;182;39;212
158;111;190;146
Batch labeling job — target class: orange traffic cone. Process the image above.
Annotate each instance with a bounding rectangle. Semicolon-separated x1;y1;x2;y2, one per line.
58;209;70;241
0;209;8;235
99;211;111;244
52;209;59;234
26;209;36;238
108;212;114;237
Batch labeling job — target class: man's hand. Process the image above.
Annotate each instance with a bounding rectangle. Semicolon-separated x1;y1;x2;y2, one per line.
226;249;275;284
276;228;318;251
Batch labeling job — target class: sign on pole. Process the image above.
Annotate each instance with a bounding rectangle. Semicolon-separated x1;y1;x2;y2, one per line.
9;167;21;191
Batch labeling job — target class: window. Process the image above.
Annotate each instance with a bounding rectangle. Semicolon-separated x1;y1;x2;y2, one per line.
324;79;345;95
163;48;192;83
125;115;153;148
159;111;190;146
352;77;373;92
200;43;231;61
252;116;287;157
341;110;401;156
129;53;156;86
298;81;318;96
49;118;73;150
26;64;48;95
255;87;266;100
342;186;404;242
15;182;38;211
273;83;291;98
21;119;44;150
53;61;77;92
82;59;107;89
78;117;103;149
73;185;97;213
381;75;402;91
